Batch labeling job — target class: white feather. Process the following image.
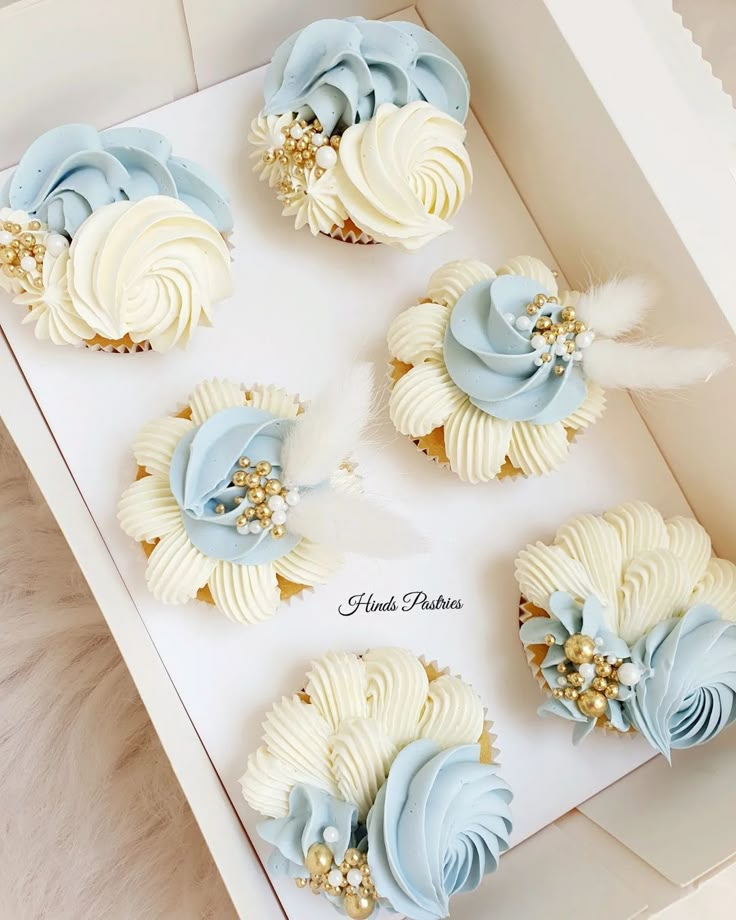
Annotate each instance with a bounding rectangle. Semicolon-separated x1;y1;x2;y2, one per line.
281;364;374;487
288;488;427;558
583;339;730;390
576;276;655;338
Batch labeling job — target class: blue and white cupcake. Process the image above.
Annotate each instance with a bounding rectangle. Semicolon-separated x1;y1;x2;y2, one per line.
240;648;512;919
388;256;727;481
0;124;233;351
248;17;472;249
517;501;736;758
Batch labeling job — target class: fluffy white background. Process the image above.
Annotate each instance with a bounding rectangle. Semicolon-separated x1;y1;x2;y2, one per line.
0;421;235;918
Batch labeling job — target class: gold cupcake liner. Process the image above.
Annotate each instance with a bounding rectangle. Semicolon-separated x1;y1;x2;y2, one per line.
327;218;376;245
519;597;634;738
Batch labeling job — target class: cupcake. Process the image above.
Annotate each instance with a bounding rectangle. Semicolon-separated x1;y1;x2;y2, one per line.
249;17;472;249
240;648;512;919
0;124;233;351
118;367;421;623
388;256;728;481
516;501;736;757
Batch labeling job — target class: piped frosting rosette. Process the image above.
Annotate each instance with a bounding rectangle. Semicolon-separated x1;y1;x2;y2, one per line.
118;367;422;623
1;124;234;351
387;256;728;481
516;501;736;759
249;17;472;250
240;649;512;919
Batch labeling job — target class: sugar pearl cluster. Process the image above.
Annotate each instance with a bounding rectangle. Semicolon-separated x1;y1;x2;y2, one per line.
506;294;594;377
544;631;642;728
296;834;376;920
0;216;67;289
262;116;341;204
215;457;300;540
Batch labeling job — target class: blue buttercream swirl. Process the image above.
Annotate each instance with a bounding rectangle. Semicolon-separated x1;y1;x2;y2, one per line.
1;123;233;238
168;406;301;566
258;784;359;878
366;739;512;920
443;275;588;425
626;605;736;761
263;16;469;135
520;593;632;743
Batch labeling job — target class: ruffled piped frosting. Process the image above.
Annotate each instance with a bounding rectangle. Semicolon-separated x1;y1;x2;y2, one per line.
242;650;510;920
0;123;233;237
263;17;469;134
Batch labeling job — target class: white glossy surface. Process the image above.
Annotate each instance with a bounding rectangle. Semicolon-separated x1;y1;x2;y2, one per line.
0;63;700;918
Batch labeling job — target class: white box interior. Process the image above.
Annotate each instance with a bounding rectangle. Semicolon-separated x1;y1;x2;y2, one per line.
2;3;736;918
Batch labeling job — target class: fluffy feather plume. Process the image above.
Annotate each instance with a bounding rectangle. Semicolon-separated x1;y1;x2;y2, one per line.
281;364;374;487
576;276;655;338
583;339;730;390
287;487;426;558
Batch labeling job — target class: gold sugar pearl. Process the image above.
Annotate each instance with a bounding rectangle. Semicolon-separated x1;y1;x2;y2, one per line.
247;487;266;505
238;456;251;469
233;495;243;506
536;316;552;331
564;634;596;664
264;479;282;495
245;471;261;489
568;672;584;688
263;150;276;164
540;353;552;364
526;302;539;316
3;221;14;232
11;223;22;234
28;220;42;231
255;505;272;521
236;514;249;529
232;470;247;487
295;877;308;889
271;524;286;539
577;688;607;718
563;688;579;701
560;306;576;322
21;234;35;247
305;843;333;875
605;685;619;699
556;662;568;674
344;892;375;920
533;293;547;307
548;295;559;303
214;503;225;515
544;633;556;646
592;677;608;691
596;663;613;678
553;365;565;376
330;135;341;149
552;688;564;699
244;506;257;521
255;460;272;477
574;320;587;334
1;249;16;264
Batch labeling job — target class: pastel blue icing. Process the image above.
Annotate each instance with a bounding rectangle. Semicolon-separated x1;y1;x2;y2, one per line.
443;275;588;425
626;605;736;761
258;785;359;878
0;123;233;237
520;593;632;743
168;406;300;566
263;16;469;135
366;740;512;920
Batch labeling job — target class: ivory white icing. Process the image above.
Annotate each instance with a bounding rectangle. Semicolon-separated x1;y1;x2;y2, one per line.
333;101;472;250
249;112;294;187
281;167;347;236
515;501;736;644
67;196;232;350
239;649;485;819
118;380;356;623
387;256;605;482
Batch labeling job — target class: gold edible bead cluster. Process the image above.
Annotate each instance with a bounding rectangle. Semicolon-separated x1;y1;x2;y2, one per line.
262;116;341;201
216;457;297;540
0;219;45;287
545;632;624;725
519;296;593;376
297;843;376;920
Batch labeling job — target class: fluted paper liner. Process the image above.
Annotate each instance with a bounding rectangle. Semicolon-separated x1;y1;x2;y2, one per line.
327;218;376;245
519;597;634;738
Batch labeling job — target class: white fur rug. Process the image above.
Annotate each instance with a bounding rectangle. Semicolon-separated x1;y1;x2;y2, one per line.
0;422;235;919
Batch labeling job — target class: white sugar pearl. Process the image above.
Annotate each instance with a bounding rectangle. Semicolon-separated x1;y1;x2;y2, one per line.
267;494;286;512
312;133;326;147
323;826;340;844
0;230;12;245
607;655;618;665
271;510;287;525
595;637;604;646
554;343;567;356
503;312;515;324
531;334;546;350
575;331;594;349
46;233;68;256
578;663;596;681
562;353;572;362
248;521;262;534
534;357;544;367
20;255;37;272
347;868;363;887
316;145;338;169
557;676;567;687
289;124;304;139
285;490;301;507
572;350;583;362
327;869;344;888
515;315;533;332
556;334;567;344
617;663;642;686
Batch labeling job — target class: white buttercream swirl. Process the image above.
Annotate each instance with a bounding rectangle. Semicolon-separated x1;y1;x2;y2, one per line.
386;301;448;364
333;101;472;250
515;501;736;644
240;649;486;820
16;246;94;346
496;255;559;295
426;259;495;307
67;196;232;350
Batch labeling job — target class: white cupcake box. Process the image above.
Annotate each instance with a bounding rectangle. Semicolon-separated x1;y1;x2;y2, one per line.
1;2;735;918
